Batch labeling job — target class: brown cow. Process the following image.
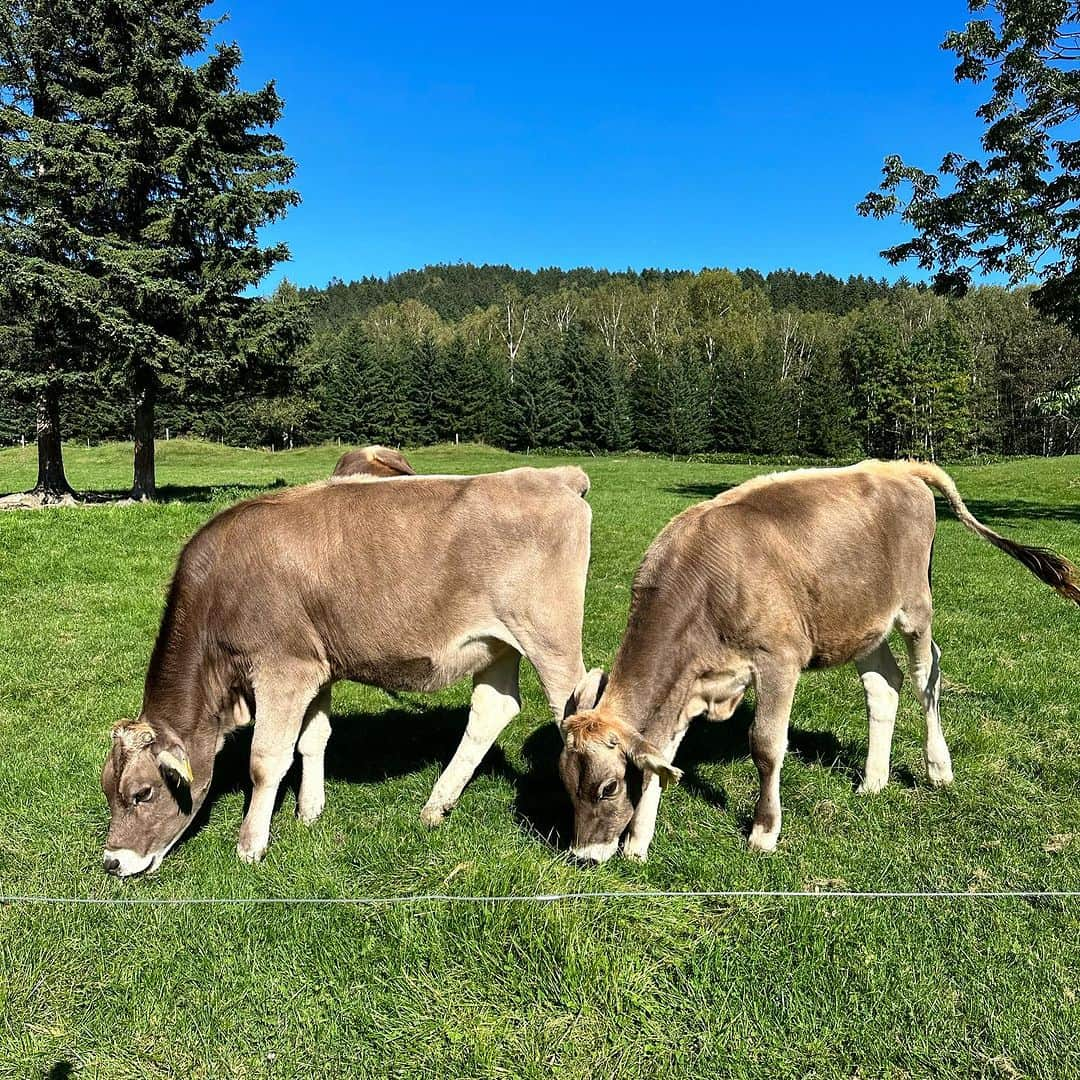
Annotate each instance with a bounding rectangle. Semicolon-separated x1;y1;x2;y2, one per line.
332;445;415;478
559;460;1079;863
101;466;592;877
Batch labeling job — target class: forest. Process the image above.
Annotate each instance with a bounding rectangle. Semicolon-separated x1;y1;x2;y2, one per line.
3;262;1076;461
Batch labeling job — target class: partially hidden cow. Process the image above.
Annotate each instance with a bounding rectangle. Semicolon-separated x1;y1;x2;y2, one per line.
332;445;415;479
102;466;592;877
559;460;1079;863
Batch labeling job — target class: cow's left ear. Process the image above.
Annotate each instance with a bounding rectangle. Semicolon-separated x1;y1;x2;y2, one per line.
628;739;683;789
156;737;193;786
566;669;608;718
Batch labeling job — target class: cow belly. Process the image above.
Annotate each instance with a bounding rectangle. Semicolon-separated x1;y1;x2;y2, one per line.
341;636;506;693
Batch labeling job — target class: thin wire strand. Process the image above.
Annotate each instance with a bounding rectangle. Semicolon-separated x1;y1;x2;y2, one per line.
2;889;1079;906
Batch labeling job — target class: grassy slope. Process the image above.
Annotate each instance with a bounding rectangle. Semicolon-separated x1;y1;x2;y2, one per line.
0;441;1078;1079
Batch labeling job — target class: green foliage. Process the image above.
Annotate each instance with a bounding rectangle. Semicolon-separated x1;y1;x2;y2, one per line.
0;0;302;493
859;0;1080;337
3;261;1078;462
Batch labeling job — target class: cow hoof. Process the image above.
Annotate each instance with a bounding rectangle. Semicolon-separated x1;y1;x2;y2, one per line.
236;841;266;864
857;775;888;795
747;826;779;853
621;836;651;861
926;757;954;787
420;804;448;828
297;798;325;825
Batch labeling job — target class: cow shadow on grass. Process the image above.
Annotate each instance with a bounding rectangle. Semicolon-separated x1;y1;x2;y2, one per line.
178;699;517;852
176;694;873;856
666;481;1080;527
513;699;867;850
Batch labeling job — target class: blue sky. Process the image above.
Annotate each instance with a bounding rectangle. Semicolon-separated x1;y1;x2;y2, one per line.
212;1;987;291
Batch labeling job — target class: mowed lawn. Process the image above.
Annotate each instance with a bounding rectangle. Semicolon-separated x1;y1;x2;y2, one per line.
1;441;1079;1079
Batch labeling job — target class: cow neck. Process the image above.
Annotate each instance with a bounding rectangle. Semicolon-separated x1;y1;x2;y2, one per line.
141;605;225;741
603;628;691;745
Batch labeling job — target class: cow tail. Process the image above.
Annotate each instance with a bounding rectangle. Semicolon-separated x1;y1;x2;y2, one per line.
904;462;1080;605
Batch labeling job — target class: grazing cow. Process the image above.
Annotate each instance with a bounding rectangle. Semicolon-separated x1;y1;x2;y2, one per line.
559;460;1079;863
332;445;415;479
101;466;592;877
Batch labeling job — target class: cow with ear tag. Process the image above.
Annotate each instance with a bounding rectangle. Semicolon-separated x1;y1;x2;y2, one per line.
559;669;683;864
101;720;204;877
100;464;593;875
560;459;1080;864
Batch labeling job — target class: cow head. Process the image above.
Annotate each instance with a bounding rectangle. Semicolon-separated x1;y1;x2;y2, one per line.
558;670;681;863
101;719;209;877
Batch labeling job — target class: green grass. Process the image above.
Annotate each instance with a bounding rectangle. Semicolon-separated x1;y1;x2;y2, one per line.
1;440;1079;1079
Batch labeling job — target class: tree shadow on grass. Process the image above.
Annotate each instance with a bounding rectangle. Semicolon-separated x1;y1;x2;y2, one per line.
88;479;289;504
0;479;288;509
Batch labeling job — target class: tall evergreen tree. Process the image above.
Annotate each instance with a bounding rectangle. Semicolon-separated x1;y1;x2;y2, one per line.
507;345;569;450
0;0;300;500
0;0;117;498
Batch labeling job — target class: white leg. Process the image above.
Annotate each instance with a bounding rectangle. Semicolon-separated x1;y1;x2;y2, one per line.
747;665;799;852
622;729;688;861
237;676;318;863
854;642;904;794
420;650;521;826
903;629;953;786
296;685;332;824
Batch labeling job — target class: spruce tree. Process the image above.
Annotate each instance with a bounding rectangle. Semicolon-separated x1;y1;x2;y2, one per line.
0;0;300;500
0;0;115;498
507;347;568;450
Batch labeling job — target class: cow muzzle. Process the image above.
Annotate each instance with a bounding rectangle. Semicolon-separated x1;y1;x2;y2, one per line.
102;847;164;878
570;838;620;865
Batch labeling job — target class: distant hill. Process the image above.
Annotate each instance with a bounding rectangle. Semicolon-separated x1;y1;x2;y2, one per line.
299;263;902;330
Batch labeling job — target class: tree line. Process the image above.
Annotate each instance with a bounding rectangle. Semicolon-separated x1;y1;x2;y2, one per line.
5;0;1080;493
4;264;1078;462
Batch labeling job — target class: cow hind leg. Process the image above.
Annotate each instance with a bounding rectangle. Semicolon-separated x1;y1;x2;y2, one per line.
420;648;521;827
747;664;799;852
900;614;953;787
854;641;905;795
237;673;320;863
296;684;333;825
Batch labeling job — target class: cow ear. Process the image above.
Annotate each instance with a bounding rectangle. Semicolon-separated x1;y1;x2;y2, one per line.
567;669;607;717
157;739;193;786
372;447;415;475
629;739;683;789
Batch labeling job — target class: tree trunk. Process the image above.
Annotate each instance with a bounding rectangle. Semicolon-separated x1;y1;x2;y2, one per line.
32;384;75;501
131;371;157;501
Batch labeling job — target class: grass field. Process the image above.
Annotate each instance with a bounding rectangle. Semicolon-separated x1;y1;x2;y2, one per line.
1;440;1079;1079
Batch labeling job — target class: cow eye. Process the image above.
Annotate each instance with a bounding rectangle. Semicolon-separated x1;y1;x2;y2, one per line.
133;786;154;805
597;778;619;800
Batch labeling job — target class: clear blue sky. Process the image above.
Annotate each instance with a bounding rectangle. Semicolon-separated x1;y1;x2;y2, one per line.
212;1;987;291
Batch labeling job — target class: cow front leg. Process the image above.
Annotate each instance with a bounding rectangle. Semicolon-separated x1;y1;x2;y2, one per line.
622;729;688;861
854;642;904;794
747;666;799;852
296;684;332;824
237;676;318;863
420;649;521;827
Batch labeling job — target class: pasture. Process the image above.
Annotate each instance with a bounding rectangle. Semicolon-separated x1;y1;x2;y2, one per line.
1;441;1078;1079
